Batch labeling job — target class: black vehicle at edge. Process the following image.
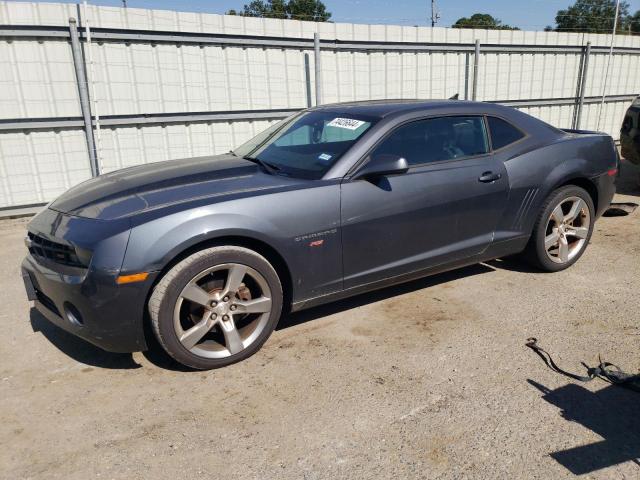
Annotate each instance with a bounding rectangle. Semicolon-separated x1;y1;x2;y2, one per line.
621;96;640;165
21;100;618;369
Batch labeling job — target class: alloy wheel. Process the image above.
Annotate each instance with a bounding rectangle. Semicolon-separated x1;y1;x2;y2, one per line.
173;263;273;358
544;196;591;264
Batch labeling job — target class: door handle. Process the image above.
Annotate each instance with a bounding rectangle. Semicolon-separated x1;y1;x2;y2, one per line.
478;171;502;183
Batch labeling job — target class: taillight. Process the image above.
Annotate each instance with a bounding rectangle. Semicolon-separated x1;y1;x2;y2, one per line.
607;168;618;176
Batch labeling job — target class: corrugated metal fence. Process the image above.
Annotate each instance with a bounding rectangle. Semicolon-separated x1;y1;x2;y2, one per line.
1;1;639;209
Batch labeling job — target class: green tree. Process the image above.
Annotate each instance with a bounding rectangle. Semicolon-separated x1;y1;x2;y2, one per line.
629;10;640;33
287;0;331;22
554;0;630;33
227;0;331;22
452;13;519;30
229;0;287;18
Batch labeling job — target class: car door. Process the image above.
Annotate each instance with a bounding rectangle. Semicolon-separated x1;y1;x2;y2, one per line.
340;115;509;289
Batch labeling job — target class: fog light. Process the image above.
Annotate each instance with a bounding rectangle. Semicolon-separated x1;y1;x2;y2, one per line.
63;302;84;327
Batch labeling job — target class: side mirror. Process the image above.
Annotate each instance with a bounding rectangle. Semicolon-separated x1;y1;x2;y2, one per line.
355;154;409;180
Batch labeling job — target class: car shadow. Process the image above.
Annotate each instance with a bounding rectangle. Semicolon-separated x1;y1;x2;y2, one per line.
527;379;640;475
30;264;497;371
484;256;541;274
29;308;142;369
277;263;495;331
144;263;498;370
140;319;197;372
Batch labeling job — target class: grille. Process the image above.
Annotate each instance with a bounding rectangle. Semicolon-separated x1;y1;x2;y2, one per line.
27;232;85;268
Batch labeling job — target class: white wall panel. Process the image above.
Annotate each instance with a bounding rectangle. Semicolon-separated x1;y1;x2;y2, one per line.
0;40;79;119
0;129;91;206
94;119;279;174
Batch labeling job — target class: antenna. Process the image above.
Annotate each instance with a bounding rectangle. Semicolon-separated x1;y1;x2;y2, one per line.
431;0;440;27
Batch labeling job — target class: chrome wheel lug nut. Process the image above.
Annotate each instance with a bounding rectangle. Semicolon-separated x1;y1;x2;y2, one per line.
230;305;237;311
210;301;217;307
223;296;229;302
211;313;217;319
223;314;229;320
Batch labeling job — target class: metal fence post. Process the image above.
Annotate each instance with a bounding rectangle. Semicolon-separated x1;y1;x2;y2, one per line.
472;40;480;101
571;48;585;129
574;41;591;130
304;53;312;108
313;33;323;105
69;17;99;177
464;52;470;100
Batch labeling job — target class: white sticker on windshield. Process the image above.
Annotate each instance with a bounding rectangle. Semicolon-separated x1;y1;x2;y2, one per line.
318;153;332;162
327;117;366;130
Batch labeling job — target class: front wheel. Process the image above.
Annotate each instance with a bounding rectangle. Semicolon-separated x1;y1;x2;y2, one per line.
149;246;283;370
524;185;595;272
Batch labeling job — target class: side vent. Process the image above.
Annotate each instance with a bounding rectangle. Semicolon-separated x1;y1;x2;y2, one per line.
512;188;539;230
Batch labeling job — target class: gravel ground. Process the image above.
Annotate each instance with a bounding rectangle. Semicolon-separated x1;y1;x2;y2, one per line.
1;162;639;480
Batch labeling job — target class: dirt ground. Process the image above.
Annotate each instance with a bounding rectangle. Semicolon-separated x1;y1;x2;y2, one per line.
1;162;639;480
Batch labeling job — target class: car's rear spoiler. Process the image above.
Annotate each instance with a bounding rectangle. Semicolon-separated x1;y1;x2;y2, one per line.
560;128;605;135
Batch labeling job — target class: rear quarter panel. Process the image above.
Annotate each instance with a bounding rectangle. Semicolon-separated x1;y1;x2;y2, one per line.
494;134;617;242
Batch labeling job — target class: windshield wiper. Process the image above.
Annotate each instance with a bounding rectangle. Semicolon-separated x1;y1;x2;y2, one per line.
241;155;282;175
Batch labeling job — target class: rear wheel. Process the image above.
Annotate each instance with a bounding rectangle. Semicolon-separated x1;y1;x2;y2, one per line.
149;246;283;369
524;185;594;272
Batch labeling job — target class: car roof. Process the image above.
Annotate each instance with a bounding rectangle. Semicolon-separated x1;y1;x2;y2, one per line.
310;99;515;119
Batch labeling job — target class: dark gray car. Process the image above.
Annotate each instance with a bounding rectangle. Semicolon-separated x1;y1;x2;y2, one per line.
621;96;640;165
22;100;618;369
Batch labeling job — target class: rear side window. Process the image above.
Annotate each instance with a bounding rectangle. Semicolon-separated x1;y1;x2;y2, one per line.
487;116;525;150
371;116;488;165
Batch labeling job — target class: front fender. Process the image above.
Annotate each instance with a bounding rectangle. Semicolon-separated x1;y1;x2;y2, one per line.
122;209;288;274
121;183;343;303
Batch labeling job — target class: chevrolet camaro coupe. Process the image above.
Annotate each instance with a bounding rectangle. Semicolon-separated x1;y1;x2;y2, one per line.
22;100;618;369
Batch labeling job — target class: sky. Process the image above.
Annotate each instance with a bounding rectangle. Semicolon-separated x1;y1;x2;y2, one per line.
9;0;640;30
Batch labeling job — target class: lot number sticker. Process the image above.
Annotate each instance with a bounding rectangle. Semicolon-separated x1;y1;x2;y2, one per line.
327;118;366;130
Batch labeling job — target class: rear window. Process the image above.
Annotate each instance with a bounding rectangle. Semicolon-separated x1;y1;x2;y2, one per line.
487;116;525;150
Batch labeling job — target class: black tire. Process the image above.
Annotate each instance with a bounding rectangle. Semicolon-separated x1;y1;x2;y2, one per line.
523;185;595;272
149;246;283;370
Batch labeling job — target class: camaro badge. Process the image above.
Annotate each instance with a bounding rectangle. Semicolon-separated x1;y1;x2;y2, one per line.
294;228;337;244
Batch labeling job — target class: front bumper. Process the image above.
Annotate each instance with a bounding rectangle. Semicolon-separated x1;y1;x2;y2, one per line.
22;255;156;353
22;208;156;353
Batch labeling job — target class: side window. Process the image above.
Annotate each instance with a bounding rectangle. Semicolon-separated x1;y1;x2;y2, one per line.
487;116;525;150
370;116;488;165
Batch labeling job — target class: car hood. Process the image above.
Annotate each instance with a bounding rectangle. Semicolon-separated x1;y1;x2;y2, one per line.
50;154;303;220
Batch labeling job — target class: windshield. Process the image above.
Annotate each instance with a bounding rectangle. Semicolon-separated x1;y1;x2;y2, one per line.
233;111;377;179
